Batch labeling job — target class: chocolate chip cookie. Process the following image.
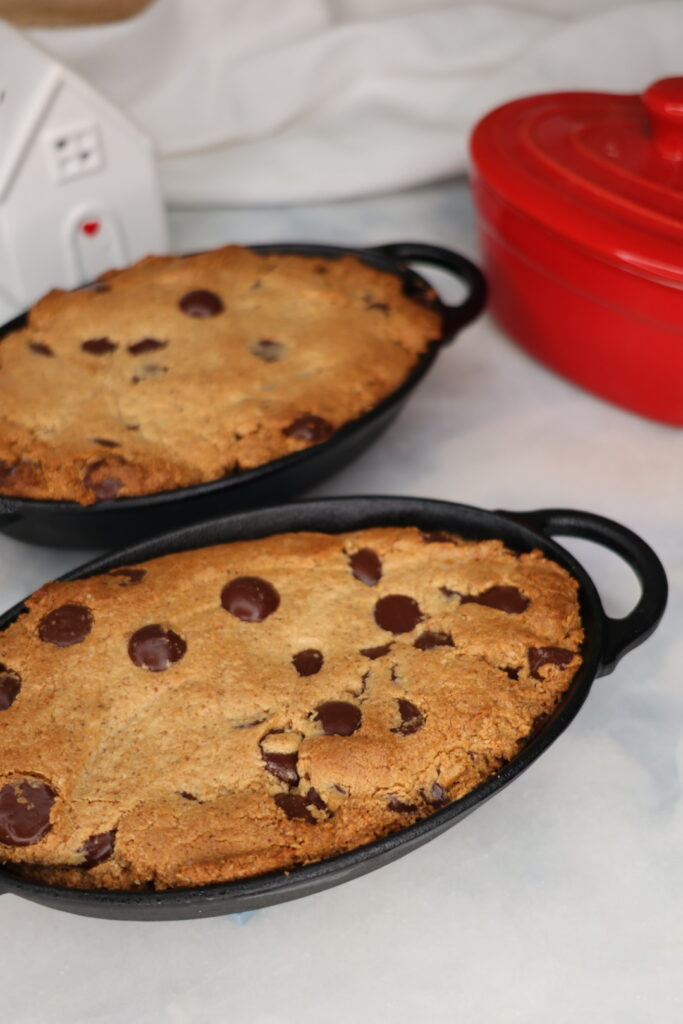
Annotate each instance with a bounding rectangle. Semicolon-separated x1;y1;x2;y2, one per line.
0;247;441;504
0;527;583;889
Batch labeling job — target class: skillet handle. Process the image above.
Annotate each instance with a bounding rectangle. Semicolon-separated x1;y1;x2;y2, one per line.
501;508;668;678
364;242;487;343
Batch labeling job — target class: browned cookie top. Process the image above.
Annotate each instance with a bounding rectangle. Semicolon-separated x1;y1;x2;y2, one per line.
0;247;441;503
0;527;583;891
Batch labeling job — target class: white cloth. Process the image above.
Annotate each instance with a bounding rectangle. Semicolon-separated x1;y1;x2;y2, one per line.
29;0;683;205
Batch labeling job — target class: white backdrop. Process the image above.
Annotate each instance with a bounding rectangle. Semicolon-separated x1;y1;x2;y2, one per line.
28;0;683;205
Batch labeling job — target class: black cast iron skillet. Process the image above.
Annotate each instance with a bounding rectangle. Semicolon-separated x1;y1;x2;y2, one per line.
0;496;667;920
0;243;486;549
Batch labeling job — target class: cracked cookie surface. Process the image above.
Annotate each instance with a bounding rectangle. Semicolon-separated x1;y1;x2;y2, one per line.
0;247;441;504
0;526;583;889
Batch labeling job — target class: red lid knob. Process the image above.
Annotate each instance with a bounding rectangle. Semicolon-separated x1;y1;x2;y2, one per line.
643;77;683;161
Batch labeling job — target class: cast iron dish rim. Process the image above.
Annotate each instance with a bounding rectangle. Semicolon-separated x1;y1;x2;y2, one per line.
0;241;486;518
0;496;667;917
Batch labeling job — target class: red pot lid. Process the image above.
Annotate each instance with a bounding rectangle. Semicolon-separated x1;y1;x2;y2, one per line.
470;78;683;285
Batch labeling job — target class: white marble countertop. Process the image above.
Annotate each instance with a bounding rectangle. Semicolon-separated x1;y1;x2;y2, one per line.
2;181;681;1024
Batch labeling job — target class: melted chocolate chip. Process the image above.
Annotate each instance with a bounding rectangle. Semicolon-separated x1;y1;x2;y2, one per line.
221;576;280;622
128;624;187;671
83;460;123;500
393;698;424;736
179;791;198;801
315;701;361;736
92;438;120;448
440;585;457;597
0;666;21;709
249;339;286;362
82;337;117;355
304;787;326;811
0;779;55;845
504;667;520;681
374;594;423;634
348;548;382;586
38;604;93;647
424;782;448;807
179;290;224;317
461;586;529;614
109;567;146;586
29;342;54;357
128;338;167;355
262;751;299;786
528;646;574;679
274;793;316;823
79;828;116;868
422;530;458;544
283;415;334;443
292;649;323;677
413;630;454;651
387;796;417;814
360;643;392;660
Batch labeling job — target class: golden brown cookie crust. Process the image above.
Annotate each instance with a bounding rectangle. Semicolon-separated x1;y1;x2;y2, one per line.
0;527;583;890
0;247;441;504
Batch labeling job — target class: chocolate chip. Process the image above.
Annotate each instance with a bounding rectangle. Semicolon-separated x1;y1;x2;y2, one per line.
82;337;117;355
179;791;198;801
422;531;458;543
461;586;529;614
360;643;392;660
424;782;448;807
128;624;187;671
315;701;361;736
440;585;457;597
92;438;120;448
261;750;299;786
38;604;93;646
303;787;326;811
83;460;123;500
0;779;55;846
221;576;280;622
0;666;21;709
393;698;424;736
386;796;417;814
249;339;286;362
348;548;382;586
274;793;316;823
128;338;167;355
504;667;520;681
528;646;574;679
109;567;146;586
29;342;54;357
413;630;454;650
283;415;334;443
374;594;423;634
179;290;224;317
292;649;323;677
79;828;116;868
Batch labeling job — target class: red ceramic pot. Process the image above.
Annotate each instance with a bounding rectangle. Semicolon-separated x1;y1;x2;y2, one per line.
470;78;683;425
